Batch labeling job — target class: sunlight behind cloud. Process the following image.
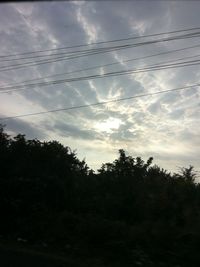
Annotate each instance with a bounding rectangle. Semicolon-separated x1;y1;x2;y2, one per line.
95;117;124;133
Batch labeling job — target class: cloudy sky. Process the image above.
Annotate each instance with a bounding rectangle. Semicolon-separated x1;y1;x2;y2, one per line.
0;1;200;174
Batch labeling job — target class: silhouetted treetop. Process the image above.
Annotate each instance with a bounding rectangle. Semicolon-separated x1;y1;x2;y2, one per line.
0;125;199;266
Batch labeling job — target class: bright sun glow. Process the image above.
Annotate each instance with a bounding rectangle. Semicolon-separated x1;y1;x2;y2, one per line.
95;117;123;133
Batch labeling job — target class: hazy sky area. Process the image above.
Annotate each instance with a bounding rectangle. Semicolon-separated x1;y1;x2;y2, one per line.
0;1;199;174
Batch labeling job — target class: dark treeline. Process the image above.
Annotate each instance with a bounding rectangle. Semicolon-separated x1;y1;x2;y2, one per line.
0;125;200;266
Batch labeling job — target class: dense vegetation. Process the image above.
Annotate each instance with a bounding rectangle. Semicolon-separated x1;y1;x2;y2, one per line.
0;125;199;266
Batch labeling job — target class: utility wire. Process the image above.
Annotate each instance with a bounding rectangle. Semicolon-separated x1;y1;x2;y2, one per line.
1;31;200;63
0;83;199;121
1;31;200;72
1;58;200;94
1;26;200;58
1;31;200;65
3;43;200;87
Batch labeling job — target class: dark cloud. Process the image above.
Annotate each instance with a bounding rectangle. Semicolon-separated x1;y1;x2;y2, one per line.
179;130;200;147
3;118;47;140
45;121;102;141
159;92;181;105
147;101;167;115
109;121;138;142
168;108;185;120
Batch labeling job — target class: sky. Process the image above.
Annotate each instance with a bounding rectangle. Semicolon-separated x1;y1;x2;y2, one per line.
0;1;199;174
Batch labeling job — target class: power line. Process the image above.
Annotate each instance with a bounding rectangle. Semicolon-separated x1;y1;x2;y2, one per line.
3;43;200;88
0;83;199;121
2;31;200;66
1;58;200;94
1;59;200;93
1;31;200;72
1;31;200;63
1;26;200;58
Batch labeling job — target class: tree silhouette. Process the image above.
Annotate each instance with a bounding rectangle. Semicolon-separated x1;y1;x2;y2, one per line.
0;124;200;266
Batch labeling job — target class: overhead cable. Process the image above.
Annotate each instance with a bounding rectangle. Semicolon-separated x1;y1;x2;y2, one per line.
0;58;200;94
3;43;200;87
0;83;199;121
1;26;200;58
1;31;200;72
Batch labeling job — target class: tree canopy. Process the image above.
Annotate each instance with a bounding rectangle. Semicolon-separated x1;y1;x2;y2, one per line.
0;125;199;266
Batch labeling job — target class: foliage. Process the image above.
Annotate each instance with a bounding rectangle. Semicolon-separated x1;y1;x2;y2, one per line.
0;125;199;266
